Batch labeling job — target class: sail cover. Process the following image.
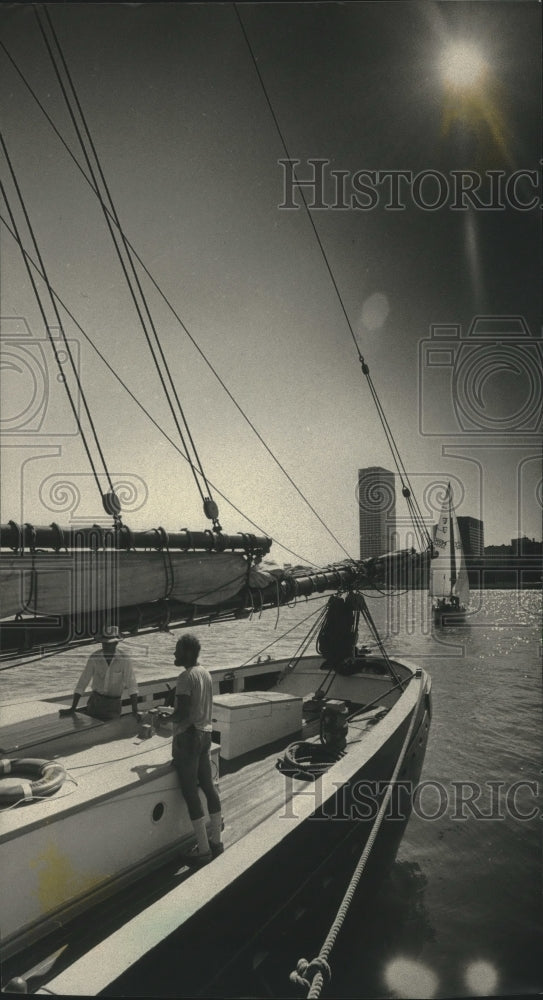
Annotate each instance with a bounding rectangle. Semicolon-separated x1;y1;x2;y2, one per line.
0;551;275;620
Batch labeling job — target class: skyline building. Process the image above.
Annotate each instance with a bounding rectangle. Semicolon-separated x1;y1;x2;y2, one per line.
358;466;396;559
457;515;485;557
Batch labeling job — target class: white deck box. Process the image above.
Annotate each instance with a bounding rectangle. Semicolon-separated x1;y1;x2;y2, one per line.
212;690;303;760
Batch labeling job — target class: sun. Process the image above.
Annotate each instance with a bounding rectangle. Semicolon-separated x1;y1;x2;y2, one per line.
439;40;509;167
440;43;488;91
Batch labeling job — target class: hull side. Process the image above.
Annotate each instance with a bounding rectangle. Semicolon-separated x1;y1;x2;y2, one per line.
432;602;467;626
0;755;217;961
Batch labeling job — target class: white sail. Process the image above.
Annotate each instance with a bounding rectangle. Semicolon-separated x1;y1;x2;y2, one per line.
431;485;469;607
431;498;453;599
450;505;470;606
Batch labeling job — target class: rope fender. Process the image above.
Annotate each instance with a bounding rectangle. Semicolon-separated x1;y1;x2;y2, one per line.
0;758;66;805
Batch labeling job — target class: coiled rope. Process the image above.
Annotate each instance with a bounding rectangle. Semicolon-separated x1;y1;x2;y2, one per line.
289;671;426;998
277;740;344;782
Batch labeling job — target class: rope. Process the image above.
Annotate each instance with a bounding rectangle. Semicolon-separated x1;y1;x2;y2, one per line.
160;533;174;600
278;740;343;783
26;552;38;615
358;359;432;551
237;599;327;669
274;577;281;629
0;34;354;561
233;3;356;358
0;138;112;508
34;6;215;518
353;591;404;689
234;3;432;557
0;214;318;571
276;604;330;683
313;662;339;702
289;672;426;998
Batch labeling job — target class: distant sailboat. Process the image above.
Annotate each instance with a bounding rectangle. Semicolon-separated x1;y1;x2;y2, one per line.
431;483;470;625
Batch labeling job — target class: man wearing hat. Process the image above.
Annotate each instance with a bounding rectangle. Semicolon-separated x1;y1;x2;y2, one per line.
60;626;140;721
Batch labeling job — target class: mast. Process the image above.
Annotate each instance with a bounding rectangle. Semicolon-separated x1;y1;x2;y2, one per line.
449;485;456;595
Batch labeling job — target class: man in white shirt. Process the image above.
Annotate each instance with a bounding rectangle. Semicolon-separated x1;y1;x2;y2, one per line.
60;626;139;721
171;634;223;865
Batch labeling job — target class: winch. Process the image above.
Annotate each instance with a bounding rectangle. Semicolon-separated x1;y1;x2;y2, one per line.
319;699;349;752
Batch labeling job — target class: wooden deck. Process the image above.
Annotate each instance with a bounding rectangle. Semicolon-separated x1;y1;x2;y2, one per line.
219;705;389;848
0;683;391;850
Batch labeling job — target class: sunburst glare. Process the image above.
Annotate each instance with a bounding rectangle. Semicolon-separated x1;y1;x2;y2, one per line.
383;957;438;998
465;959;499;995
440;43;488;90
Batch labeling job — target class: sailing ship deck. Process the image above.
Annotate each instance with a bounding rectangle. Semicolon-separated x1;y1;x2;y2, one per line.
0;656;430;995
0;695;381;848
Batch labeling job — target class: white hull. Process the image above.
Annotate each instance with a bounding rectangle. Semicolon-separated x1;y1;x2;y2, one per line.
1;736;216;958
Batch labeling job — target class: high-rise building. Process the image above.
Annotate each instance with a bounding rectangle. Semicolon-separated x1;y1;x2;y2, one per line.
358;466;396;558
457;515;484;556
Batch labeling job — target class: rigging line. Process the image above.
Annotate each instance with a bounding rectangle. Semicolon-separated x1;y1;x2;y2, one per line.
363;371;431;546
234;2;358;348
0;593;332;670
1;169;115;503
33;6;208;509
239;600;328;668
42;6;214;509
1;40;354;566
234;3;433;553
0;208;317;568
0;216;192;487
364;377;408;481
359;366;428;547
0;146;107;502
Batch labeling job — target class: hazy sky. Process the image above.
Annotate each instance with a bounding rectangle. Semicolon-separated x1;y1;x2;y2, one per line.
1;2;541;566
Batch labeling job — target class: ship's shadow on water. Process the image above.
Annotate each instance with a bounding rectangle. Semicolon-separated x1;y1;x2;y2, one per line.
327;860;435;999
245;860;433;1000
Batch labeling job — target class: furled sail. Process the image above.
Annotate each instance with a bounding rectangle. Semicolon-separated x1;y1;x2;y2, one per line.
0;524;273;621
0;539;430;623
0;551;258;620
0;517;431;651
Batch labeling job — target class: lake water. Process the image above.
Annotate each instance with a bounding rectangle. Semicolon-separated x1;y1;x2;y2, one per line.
1;588;541;999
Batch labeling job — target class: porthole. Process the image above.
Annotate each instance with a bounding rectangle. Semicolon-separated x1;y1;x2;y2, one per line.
152;802;166;823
